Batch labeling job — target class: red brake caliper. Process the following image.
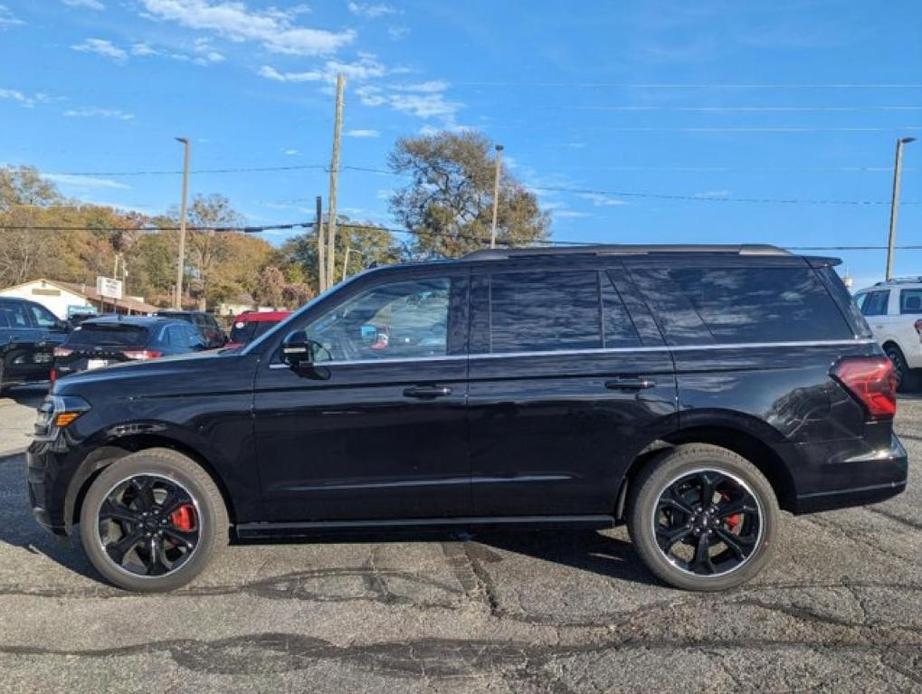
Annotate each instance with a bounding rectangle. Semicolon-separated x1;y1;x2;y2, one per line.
169;504;197;532
720;492;742;530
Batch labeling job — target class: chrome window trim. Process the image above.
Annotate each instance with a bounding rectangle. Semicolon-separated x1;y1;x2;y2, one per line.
267;338;875;369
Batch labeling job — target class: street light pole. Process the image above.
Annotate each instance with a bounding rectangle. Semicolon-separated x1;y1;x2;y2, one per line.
175;137;191;308
886;136;915;281
490;144;503;249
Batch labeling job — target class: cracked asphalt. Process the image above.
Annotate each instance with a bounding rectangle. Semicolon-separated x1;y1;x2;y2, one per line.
0;385;920;693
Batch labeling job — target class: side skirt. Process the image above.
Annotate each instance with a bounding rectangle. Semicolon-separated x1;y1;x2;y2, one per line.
235;514;615;539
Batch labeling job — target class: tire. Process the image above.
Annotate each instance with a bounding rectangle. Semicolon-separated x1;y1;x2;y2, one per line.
627;443;780;591
884;345;919;393
78;448;229;592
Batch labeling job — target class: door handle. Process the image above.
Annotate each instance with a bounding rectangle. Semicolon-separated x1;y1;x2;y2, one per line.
605;377;656;391
403;385;453;399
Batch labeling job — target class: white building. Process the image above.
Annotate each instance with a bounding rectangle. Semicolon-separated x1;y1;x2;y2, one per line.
0;278;159;318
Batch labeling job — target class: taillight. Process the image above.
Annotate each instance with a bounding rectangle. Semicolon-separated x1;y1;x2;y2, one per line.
832;356;897;419
915;319;922;342
53;346;73;358
49;368;57;383
121;350;162;360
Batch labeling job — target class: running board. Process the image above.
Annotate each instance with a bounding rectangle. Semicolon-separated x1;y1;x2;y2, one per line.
235;514;615;539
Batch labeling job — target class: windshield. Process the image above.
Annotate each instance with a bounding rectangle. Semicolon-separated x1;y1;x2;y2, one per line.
64;323;150;347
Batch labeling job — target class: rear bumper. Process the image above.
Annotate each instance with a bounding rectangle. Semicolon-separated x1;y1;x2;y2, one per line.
792;434;908;514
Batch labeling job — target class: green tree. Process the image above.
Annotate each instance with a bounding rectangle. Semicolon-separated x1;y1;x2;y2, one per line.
388;130;549;258
279;218;402;292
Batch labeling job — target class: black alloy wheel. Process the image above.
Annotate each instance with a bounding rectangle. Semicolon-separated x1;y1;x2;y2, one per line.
96;474;201;577
79;448;228;592
652;469;762;577
628;443;780;591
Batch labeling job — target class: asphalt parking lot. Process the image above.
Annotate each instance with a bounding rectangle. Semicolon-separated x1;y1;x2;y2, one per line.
0;386;920;693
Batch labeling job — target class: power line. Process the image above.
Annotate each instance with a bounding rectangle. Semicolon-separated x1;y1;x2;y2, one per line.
453;82;922;89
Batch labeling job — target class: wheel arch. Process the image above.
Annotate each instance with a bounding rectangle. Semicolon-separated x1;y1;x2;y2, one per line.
64;434;237;533
616;420;799;518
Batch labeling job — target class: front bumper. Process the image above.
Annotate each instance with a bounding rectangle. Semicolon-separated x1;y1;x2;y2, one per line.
793;434;908;514
27;436;88;536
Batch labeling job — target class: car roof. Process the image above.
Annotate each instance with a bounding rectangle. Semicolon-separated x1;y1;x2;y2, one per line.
234;311;291;322
856;278;922;293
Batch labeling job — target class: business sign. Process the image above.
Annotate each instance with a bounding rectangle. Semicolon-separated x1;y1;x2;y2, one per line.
96;276;123;300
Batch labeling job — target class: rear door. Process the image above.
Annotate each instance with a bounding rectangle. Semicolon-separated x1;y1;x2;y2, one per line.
467;260;677;518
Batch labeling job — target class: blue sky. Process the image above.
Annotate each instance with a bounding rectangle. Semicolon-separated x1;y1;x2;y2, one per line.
1;0;921;288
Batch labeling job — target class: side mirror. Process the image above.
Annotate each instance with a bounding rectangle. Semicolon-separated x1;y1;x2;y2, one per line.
281;330;317;369
55;319;70;333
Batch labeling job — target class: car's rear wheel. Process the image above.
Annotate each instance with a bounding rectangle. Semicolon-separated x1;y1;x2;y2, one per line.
884;344;919;392
79;448;228;592
627;444;780;591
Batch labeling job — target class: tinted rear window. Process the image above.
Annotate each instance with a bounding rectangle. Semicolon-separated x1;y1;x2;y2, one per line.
488;271;601;353
230;320;281;344
666;267;852;343
901;289;922;314
65;323;150;346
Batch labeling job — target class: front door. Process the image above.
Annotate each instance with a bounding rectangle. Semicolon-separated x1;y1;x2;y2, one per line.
253;269;471;522
467;263;677;518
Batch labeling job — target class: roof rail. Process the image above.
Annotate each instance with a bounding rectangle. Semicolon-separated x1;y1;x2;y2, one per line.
874;276;922;285
462;244;792;261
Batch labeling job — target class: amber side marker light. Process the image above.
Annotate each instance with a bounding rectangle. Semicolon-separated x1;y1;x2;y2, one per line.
53;411;83;428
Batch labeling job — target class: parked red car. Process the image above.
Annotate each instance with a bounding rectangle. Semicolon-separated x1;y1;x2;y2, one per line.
227;310;292;348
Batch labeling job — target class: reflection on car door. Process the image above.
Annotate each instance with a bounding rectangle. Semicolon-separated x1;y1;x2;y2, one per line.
467;262;677;518
252;268;471;522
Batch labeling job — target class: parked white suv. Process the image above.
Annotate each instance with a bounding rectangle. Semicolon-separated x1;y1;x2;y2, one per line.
854;278;922;391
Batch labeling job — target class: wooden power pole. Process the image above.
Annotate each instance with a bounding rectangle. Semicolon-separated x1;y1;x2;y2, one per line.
325;73;345;287
315;195;325;292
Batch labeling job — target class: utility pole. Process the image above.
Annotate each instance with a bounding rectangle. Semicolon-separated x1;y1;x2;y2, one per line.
315;195;326;292
342;248;365;282
490;144;504;248
175;137;191;308
886;136;916;280
326;73;346;286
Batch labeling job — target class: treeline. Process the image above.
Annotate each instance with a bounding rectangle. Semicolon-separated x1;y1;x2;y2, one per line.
0;130;550;310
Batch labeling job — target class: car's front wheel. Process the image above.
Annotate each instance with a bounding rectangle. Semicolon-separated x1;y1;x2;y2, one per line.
627;444;780;591
79;448;229;592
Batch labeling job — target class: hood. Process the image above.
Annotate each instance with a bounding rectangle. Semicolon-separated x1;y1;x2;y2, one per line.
52;349;258;397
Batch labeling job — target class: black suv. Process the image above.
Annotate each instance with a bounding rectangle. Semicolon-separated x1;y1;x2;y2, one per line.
53;315;207;379
155;310;227;349
27;245;907;592
0;297;69;394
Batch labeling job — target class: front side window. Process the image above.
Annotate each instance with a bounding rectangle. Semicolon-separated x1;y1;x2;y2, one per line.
305;278;450;362
900;289;922;314
861;290;890;317
488;271;601;353
27;303;58;327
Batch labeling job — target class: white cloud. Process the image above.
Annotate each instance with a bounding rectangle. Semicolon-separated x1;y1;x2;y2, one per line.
0;88;39;107
44;174;130;190
578;192;628;207
347;2;397;19
283;148;299;155
693;190;731;199
139;0;355;56
62;0;105;9
64;106;135;121
345;129;380;138
259;53;388;84
357;81;462;120
72;38;127;62
131;42;157;56
387;25;409;40
0;4;23;27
